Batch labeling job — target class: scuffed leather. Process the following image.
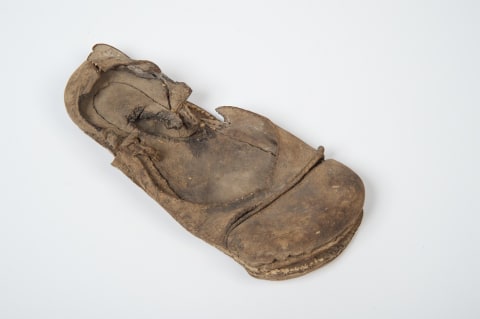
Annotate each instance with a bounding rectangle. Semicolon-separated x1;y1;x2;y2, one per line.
65;44;365;280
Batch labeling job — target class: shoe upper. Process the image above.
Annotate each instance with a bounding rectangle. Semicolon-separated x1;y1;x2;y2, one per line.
65;44;365;278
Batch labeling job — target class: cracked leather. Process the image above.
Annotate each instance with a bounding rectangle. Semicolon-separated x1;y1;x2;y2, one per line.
65;44;365;280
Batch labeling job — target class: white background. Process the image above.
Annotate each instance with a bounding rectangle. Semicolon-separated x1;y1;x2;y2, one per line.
1;0;479;318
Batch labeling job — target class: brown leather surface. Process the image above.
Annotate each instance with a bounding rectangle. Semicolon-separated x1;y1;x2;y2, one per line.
65;44;365;280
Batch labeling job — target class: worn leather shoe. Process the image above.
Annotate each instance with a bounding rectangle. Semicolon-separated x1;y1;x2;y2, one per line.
65;44;365;280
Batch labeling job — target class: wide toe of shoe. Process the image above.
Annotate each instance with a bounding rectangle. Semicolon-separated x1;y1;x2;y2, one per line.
226;159;365;279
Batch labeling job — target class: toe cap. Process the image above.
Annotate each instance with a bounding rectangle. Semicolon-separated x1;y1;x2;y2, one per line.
227;159;365;268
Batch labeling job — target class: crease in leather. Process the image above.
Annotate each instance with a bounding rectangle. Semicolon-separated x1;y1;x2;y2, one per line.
222;147;325;247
